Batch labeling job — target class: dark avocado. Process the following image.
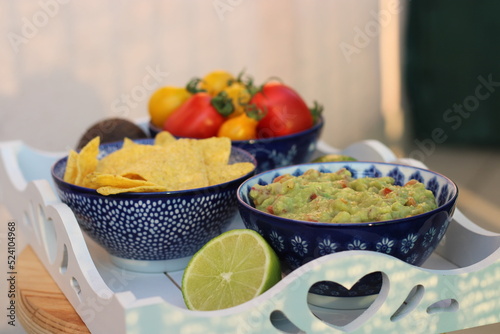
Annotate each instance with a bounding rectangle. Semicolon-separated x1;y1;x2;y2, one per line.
76;118;149;150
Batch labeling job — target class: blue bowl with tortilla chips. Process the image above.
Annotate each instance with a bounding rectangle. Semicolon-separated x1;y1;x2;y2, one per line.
51;137;256;273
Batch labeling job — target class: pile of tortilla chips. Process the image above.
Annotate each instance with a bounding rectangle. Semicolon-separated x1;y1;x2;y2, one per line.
63;131;255;195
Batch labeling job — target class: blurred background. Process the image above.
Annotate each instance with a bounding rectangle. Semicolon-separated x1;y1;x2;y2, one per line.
0;0;393;151
0;0;499;331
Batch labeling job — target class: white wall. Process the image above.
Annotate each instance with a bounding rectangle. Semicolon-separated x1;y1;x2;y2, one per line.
0;0;405;152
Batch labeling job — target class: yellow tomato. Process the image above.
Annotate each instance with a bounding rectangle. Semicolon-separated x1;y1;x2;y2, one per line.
200;70;235;96
217;113;258;141
223;82;251;117
148;86;191;128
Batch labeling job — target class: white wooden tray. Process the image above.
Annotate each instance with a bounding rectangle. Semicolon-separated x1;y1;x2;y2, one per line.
1;138;499;334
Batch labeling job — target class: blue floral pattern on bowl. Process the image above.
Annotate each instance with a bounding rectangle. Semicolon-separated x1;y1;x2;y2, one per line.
363;165;382;178
409;171;424;184
52;139;257;262
237;161;458;297
387;167;405;186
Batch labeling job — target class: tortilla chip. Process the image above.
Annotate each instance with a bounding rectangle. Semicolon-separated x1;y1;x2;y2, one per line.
96;144;163;175
97;184;168;195
91;173;158;188
121;173;147;181
179;137;231;166
74;137;100;187
63;131;255;195
123;140;209;191
207;162;255;185
122;137;138;149
63;150;79;184
80;173;99;189
154;131;176;146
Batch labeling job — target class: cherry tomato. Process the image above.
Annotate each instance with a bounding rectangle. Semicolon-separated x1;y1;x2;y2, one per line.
163;92;232;138
217;113;258;140
223;82;251;117
199;70;235;96
250;81;314;138
148;86;191;128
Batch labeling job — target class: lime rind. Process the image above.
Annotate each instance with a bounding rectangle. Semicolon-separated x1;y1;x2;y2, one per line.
181;229;281;311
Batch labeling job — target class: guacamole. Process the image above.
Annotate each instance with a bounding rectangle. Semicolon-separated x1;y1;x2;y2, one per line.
249;168;437;223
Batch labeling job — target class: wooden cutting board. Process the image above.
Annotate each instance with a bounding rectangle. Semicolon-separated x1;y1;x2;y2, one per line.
17;246;90;334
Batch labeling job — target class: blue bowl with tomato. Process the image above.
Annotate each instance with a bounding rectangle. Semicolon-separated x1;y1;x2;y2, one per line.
149;116;324;174
237;161;458;306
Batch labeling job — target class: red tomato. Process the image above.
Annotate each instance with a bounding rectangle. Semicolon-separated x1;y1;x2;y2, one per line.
163;92;228;138
250;81;314;138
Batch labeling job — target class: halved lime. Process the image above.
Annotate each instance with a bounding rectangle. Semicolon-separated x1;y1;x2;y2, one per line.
181;229;281;311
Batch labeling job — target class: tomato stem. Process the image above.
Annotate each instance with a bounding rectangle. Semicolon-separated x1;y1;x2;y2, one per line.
186;78;205;94
211;91;234;117
310;101;324;123
246;81;262;97
231;69;260;98
228;68;247;86
244;103;266;121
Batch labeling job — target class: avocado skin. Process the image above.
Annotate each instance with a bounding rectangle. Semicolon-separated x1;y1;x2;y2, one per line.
76;118;149;150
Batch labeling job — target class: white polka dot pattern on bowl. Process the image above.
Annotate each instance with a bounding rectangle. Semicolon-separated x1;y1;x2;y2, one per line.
58;188;238;260
51;139;257;262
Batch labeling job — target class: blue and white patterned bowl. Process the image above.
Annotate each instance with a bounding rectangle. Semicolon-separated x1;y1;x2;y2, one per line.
51;139;256;272
237;161;458;298
148;117;324;173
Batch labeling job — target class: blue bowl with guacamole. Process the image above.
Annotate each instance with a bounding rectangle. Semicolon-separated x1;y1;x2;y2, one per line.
237;161;458;301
